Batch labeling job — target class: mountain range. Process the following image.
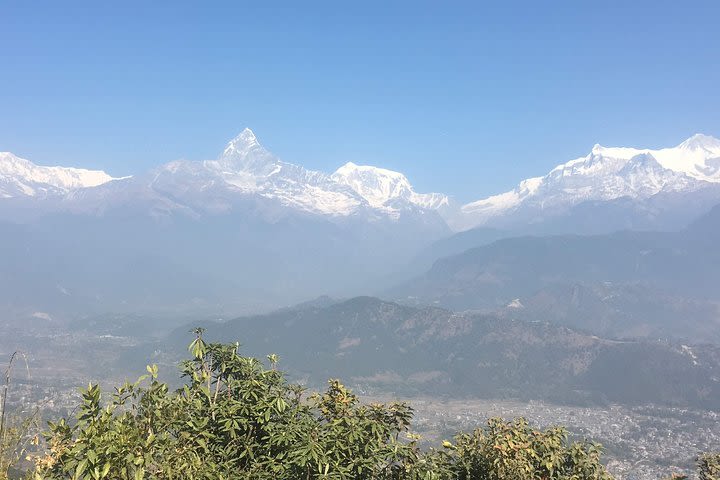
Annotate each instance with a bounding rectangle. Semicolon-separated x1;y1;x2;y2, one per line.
1;130;719;316
3;130;720;230
0;129;451;221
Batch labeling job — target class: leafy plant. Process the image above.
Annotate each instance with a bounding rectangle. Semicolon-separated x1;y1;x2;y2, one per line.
424;417;612;480
33;330;619;479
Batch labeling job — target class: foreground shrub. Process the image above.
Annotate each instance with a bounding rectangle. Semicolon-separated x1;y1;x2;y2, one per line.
33;331;614;479
436;418;611;479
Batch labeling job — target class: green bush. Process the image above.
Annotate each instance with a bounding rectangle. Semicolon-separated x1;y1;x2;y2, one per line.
32;331;616;479
435;418;611;479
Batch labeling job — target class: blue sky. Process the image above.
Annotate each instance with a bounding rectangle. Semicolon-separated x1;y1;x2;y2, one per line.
1;1;718;201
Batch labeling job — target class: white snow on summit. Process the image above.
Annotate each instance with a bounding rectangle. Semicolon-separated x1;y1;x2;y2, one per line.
331;162;449;210
460;134;720;230
0;151;116;198
589;133;720;182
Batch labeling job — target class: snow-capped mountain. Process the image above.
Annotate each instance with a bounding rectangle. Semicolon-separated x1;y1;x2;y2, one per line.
0;129;448;222
458;134;720;230
0;151;116;198
116;128;448;220
331;162;449;210
3;131;719;233
149;129;368;217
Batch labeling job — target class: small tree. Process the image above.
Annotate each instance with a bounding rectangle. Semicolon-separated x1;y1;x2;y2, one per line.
433;417;612;480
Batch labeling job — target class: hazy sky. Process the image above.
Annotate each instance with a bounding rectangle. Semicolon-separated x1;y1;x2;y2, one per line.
1;1;718;201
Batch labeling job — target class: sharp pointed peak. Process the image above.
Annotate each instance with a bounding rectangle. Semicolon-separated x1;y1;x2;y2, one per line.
223;128;264;157
230;128;259;145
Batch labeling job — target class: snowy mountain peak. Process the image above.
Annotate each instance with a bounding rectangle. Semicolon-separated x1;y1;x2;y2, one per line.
0;151;116;198
222;128;262;156
215;128;281;177
232;128;259;146
678;133;720;152
332;162;412;208
334;162;410;185
332;162;449;210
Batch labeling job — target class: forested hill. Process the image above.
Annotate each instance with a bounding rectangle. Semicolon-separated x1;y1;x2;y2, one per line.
162;297;720;409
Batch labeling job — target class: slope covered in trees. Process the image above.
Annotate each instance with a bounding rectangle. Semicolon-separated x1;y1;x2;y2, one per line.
159;297;720;409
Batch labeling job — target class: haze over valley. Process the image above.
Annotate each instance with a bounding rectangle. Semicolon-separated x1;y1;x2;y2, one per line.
3;2;720;479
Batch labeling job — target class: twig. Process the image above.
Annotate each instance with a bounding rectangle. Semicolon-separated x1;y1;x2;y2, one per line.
0;351;30;467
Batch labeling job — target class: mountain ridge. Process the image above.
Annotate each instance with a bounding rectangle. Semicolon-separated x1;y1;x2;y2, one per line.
0;129;449;222
155;295;720;409
0;151;119;198
3;130;719;231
